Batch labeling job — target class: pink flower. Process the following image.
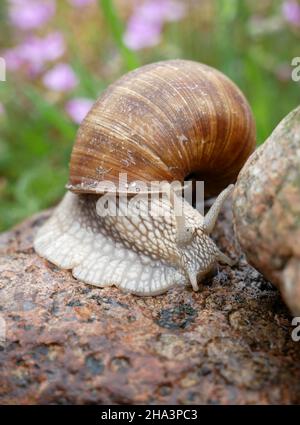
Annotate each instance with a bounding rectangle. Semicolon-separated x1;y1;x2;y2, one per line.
2;32;65;75
22;33;65;71
2;48;23;71
65;98;94;124
8;0;56;30
68;0;96;7
124;0;186;50
282;0;300;26
124;17;162;50
43;63;78;92
39;32;66;62
139;0;185;22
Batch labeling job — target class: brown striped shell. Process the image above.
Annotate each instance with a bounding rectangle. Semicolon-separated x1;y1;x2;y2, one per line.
67;59;256;197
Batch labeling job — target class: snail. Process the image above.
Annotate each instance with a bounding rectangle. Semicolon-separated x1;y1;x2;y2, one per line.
34;59;256;295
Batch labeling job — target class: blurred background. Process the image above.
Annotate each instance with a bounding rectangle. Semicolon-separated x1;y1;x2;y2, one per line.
0;0;299;231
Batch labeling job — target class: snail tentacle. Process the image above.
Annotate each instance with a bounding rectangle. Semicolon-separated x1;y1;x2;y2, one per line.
203;184;234;234
162;182;195;247
188;271;199;292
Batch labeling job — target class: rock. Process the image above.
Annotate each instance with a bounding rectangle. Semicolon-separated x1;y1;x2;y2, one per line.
233;106;300;316
0;201;300;404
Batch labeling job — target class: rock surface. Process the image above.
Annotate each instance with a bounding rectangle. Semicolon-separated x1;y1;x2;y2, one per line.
0;201;299;405
233;106;300;316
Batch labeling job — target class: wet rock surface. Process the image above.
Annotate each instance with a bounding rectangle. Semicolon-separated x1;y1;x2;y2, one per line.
0;202;299;404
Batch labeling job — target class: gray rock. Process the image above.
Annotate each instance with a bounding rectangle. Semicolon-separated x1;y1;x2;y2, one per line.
233;106;300;316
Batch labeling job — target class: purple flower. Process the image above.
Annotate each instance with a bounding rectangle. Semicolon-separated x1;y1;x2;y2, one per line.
22;33;65;71
65;98;94;124
8;0;56;30
124;0;186;50
2;32;65;75
40;32;66;62
124;17;162;50
2;48;23;71
282;0;300;26
139;0;186;22
43;63;78;92
68;0;96;7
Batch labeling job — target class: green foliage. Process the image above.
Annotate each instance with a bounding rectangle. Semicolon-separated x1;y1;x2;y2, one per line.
99;0;140;71
0;0;300;231
0;85;74;230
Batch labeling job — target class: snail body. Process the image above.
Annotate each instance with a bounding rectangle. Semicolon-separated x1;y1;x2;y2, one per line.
34;60;256;295
34;185;234;295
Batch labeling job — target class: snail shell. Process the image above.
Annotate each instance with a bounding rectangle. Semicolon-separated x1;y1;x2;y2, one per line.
34;60;256;295
68;59;255;197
